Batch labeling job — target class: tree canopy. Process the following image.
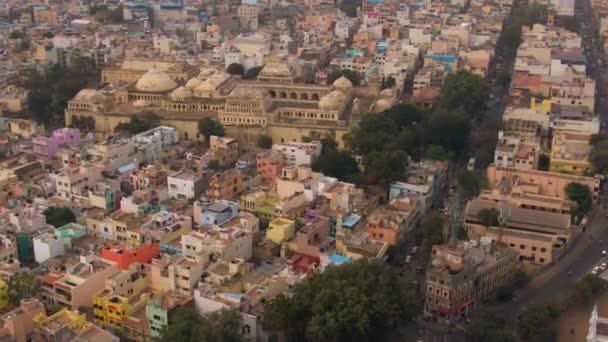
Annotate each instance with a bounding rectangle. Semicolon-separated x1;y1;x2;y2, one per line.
591;136;608;174
243;66;263;79
43;206;76;228
419;214;445;249
226;63;245;75
6;272;41;306
198;117;226;141
256;135;273;149
517;304;557;342
157;307;243;342
457;170;482;200
477;208;500;227
437;70;490;118
263;260;419;342
565;182;592;221
25;66;91;125
466;313;514;342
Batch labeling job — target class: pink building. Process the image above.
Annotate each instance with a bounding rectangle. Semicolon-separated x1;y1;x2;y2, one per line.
52;128;81;146
256;151;283;184
292;216;330;258
32;128;81;161
32;136;59;161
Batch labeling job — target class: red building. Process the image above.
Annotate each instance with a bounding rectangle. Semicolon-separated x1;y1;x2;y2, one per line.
101;244;160;270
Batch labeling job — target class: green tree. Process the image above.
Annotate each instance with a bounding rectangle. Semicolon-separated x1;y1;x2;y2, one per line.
9;30;25;40
457;170;482;199
243;66;263;79
382;75;396;89
514;270;532;288
424;110;471;154
477;208;500;227
226;63;245;75
591;138;608;173
437;70;491;118
363;150;408;185
466;313;514;342
423;145;454;161
565;182;593;220
114;112;161;134
157;307;242;342
456;224;469;240
517;304;556;342
107;5;124;23
198;117;225;141
340;0;361;17
256;135;273;149
420;214;445;249
6;272;41;306
558;15;578;32
263;260;419;342
313;149;360;182
43;206;76;228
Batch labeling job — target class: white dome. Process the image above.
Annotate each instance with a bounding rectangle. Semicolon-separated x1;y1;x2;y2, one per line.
259;63;295;78
198;67;216;80
333;76;353;89
73;89;105;103
375;98;393;111
170;86;192;101
207;73;228;87
194;80;216;95
185;77;202;89
135;68;178;93
319;90;346;110
379;88;395;97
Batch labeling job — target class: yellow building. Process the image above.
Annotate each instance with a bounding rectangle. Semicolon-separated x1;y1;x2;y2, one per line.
550;130;593;175
0;279;8;310
33;308;88;336
530;97;551;113
266;217;295;244
65;63;358;150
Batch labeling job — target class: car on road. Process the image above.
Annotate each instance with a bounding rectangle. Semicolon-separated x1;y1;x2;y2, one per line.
412;246;419;254
602;262;607;269
416;267;424;275
603;250;607;257
405;255;412;264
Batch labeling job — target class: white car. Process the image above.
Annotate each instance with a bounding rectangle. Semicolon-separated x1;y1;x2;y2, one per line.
602;262;607;269
405;255;412;264
603;250;607;257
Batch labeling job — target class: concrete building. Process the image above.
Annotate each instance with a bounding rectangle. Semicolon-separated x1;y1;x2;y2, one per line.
271;141;322;166
0;299;46;342
209;136;239;167
207;169;243;202
101;244;160;270
47;254;119;308
464;198;572;265
424;238;519;323
256;150;284;184
550;130;593;175
266;217;296;244
33;233;65;264
168;169;207;200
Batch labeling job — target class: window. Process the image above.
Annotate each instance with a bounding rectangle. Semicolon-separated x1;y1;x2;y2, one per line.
531;246;537;251
540;247;546;252
520;244;525;250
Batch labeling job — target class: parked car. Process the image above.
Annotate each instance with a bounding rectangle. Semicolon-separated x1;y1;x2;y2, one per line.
405;255;412;264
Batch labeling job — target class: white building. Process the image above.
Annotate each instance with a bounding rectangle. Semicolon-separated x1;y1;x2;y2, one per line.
271;141;322;166
132;125;179;162
167;170;204;200
33;233;65;263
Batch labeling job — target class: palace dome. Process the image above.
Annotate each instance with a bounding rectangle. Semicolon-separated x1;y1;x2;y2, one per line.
194;80;216;94
375;98;393;111
170;86;192;101
135;68;178;93
333;76;353;89
319;90;346;110
185;77;202;89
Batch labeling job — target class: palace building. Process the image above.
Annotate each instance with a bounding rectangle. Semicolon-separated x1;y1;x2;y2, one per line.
66;62;363;149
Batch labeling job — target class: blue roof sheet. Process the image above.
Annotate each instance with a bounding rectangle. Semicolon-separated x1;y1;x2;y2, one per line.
342;214;361;228
118;163;136;173
330;253;352;265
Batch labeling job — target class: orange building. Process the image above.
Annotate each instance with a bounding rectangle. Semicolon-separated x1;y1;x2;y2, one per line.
207;169;243;201
100;244;160;270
